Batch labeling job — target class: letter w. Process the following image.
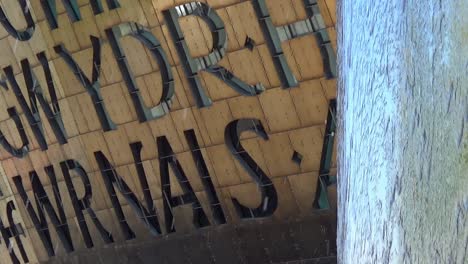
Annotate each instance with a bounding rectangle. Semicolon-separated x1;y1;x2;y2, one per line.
3;52;67;151
13;167;74;257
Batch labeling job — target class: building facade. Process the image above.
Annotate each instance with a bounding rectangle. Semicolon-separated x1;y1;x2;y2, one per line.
0;0;337;263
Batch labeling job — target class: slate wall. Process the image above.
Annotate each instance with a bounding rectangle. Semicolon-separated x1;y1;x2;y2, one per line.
45;213;337;264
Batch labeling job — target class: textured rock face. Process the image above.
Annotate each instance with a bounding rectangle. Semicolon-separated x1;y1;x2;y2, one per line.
337;0;467;263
